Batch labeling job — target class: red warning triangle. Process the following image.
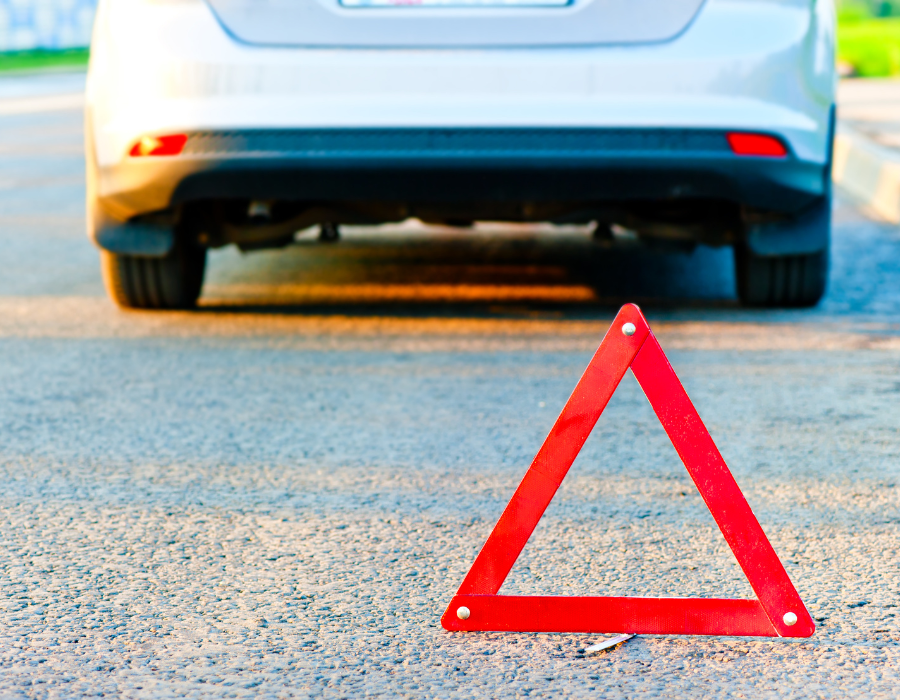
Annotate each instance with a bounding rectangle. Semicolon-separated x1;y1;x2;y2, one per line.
442;304;813;638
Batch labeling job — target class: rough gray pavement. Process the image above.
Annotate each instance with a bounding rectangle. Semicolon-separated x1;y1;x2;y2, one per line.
0;85;899;699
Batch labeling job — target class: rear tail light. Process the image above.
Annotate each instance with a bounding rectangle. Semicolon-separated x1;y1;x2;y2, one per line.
129;134;188;157
726;132;787;158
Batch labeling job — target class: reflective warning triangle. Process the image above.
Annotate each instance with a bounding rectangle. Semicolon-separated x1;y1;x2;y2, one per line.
442;304;813;638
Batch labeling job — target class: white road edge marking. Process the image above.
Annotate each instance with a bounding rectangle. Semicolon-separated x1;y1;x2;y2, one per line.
584;634;635;654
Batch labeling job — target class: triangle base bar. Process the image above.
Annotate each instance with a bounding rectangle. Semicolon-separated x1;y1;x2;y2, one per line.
443;595;780;636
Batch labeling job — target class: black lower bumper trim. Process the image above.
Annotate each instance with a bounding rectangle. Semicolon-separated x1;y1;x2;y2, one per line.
95;128;829;221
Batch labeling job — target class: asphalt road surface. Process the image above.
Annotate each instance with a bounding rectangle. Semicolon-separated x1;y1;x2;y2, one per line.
0;74;899;699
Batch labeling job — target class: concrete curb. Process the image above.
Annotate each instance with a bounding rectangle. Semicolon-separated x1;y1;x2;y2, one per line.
834;126;900;223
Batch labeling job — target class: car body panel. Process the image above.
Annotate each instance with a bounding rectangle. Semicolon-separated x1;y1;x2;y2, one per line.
203;0;708;48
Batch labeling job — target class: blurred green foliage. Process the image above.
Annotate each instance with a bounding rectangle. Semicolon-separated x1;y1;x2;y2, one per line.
0;49;90;74
839;0;900;76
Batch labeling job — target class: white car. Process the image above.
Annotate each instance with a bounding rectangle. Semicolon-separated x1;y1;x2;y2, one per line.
85;0;836;309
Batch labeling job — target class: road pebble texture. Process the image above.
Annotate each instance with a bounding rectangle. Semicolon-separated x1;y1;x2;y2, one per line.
0;77;898;698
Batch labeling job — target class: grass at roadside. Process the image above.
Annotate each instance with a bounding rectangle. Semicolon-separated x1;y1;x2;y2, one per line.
838;1;900;76
0;48;89;73
840;17;900;76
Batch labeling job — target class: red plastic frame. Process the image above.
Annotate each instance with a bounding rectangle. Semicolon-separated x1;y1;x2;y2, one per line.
442;304;813;638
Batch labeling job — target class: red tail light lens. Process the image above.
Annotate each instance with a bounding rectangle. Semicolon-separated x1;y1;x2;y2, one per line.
129;134;188;157
726;132;787;158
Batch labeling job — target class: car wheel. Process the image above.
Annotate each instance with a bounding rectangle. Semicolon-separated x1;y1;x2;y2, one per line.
734;246;828;308
101;241;207;310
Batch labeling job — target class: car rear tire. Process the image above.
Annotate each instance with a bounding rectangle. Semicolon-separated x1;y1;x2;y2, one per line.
101;242;207;310
734;246;828;308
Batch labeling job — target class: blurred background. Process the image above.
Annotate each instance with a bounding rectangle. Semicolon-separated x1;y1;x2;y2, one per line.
0;0;92;70
840;0;900;76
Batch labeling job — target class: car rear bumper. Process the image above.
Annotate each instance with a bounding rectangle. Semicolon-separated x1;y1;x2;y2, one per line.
94;127;828;222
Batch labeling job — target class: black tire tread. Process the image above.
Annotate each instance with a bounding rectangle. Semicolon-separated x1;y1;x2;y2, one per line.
101;245;206;310
735;247;828;308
